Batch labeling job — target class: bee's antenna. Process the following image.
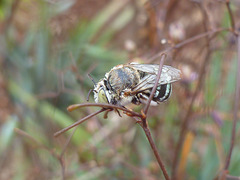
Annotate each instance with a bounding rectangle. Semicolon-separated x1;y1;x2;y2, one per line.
88;74;96;86
87;89;93;101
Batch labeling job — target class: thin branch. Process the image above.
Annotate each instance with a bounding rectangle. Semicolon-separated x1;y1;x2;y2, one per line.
173;28;227;49
225;0;236;34
171;35;213;179
224;32;240;170
195;1;210;33
58;157;65;180
55;102;144;137
67;103;142;117
146;28;229;63
144;53;166;115
140;54;170;180
60;127;77;158
15;128;67;180
15;128;43;146
171;2;213;178
142;124;170;180
54;109;106;137
15;128;60;161
226;175;240;180
59;127;77;180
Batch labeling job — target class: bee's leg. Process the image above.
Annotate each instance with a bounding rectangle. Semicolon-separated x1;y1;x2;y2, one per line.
122;108;136;117
140;109;146;119
103;108;113;119
124;89;137;96
114;108;122;117
123;111;133;117
124;111;142;124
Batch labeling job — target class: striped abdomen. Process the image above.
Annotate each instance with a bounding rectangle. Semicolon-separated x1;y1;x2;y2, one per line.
132;83;172;105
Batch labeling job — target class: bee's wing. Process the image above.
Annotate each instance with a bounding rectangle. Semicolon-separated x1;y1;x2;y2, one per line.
129;63;159;74
129;63;181;92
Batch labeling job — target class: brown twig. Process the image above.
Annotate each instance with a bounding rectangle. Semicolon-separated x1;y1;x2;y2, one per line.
171;53;211;178
15;128;66;179
15;128;43;146
67;103;142;117
225;0;236;35
171;12;213;178
55;103;143;137
141;54;170;180
60;127;77;158
171;2;213;179
224;32;240;170
144;53;166;115
226;175;240;180
142;125;170;180
59;127;78;180
146;28;229;63
54;109;106;137
195;1;210;33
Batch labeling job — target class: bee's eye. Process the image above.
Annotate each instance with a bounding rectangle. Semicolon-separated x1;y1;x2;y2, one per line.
98;89;109;103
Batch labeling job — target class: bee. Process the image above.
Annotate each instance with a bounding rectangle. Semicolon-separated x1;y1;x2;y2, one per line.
93;63;181;107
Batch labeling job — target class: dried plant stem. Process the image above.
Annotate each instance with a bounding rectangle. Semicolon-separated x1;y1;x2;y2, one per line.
224;33;240;170
60;127;77;158
147;28;228;63
54;109;106;137
172;45;212;179
141;54;170;180
226;0;236;34
171;3;213;177
67;103;142;117
60;158;65;180
144;53;166;114
142;122;170;180
226;175;240;180
15;128;66;179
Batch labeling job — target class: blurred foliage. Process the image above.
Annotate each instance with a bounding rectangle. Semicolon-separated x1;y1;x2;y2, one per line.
0;0;239;180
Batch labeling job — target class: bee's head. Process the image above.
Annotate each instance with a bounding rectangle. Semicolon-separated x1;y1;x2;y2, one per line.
93;80;109;104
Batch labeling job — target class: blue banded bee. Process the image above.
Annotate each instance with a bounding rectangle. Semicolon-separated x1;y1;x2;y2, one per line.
93;63;181;107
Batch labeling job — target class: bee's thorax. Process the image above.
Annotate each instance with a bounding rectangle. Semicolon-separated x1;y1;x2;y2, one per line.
107;66;140;94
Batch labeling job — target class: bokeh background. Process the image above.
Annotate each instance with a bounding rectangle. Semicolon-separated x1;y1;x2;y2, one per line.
0;0;240;179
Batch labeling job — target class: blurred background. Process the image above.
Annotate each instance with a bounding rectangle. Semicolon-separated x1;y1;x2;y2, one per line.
0;0;240;179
